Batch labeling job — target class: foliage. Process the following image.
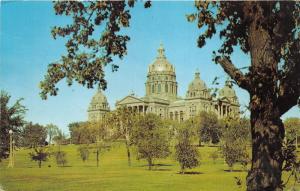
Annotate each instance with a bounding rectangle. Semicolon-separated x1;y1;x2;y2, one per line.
29;147;50;168
54;150;68;167
196;111;221;145
188;1;300;190
78;146;89;162
282;139;300;189
175;125;200;173
46;124;59;144
220;117;250;171
53;129;69;145
284;118;300;143
40;1;150;99
69;122;87;144
132;114;170;170
109;106;137;166
0;90;26;160
22;122;47;148
69;121;109;145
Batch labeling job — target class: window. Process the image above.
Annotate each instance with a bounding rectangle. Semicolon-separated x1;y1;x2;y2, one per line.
165;84;168;93
158;84;161;93
152;84;155;93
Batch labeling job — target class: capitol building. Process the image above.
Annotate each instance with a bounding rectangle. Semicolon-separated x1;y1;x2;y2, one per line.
88;44;240;122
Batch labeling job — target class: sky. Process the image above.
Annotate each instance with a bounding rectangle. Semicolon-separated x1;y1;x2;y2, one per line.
1;1;299;134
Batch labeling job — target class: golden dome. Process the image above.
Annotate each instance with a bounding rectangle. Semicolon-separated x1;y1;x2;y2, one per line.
148;43;175;73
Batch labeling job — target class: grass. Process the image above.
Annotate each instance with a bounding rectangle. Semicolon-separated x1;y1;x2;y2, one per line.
0;143;299;191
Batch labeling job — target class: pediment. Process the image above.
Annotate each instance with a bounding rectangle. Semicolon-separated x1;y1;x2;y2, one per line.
117;95;145;105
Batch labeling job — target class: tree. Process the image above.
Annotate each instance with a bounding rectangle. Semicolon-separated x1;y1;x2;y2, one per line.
46;124;59;145
29;147;50;168
109;107;136;166
284;118;300;147
220;117;250;171
69;122;87;144
175;125;200;174
0;90;26;160
54;150;68;167
22;122;47;148
53;129;69;145
196;111;221;145
132;114;170;170
187;2;300;190
78;146;89;162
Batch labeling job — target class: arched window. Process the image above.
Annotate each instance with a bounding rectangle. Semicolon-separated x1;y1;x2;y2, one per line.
165;84;168;93
158;84;161;93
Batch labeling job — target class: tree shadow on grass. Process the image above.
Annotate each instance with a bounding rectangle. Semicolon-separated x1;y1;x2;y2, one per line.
176;171;203;175
151;168;172;171
224;169;244;172
138;163;173;167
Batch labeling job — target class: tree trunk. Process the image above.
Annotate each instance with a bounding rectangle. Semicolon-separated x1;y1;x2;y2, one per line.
125;136;131;167
148;158;152;170
246;109;284;191
96;149;99;167
38;160;41;168
243;3;285;190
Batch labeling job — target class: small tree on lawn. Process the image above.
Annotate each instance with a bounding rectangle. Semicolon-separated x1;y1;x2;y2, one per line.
175;125;200;174
29;147;50;168
54;151;68;167
196;111;221;145
133;114;170;170
221;117;250;171
78;146;89;162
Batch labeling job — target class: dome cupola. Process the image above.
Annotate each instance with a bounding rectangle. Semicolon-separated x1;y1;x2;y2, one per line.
145;43;178;101
186;69;209;99
148;43;175;73
88;89;110;121
219;79;239;104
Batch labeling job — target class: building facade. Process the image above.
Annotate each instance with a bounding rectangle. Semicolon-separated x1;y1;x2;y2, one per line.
88;44;240;122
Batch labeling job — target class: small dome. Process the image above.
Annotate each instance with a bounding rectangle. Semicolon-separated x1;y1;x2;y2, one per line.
219;80;237;98
89;89;109;110
148;43;175;73
188;70;207;91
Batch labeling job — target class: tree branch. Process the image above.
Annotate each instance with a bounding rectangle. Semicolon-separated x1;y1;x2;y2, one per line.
277;72;300;116
216;57;251;90
277;41;300;116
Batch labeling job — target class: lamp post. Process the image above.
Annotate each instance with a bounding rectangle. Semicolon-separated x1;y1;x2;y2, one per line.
8;129;14;168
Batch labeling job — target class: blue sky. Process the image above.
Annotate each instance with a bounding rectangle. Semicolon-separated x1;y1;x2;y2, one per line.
1;1;299;134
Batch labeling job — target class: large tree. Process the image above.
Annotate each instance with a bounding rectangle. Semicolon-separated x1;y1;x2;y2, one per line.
187;2;300;190
0;90;26;160
22;122;47;148
45;124;59;145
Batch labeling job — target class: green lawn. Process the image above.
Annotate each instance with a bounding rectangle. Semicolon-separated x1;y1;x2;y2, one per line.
0;143;299;191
